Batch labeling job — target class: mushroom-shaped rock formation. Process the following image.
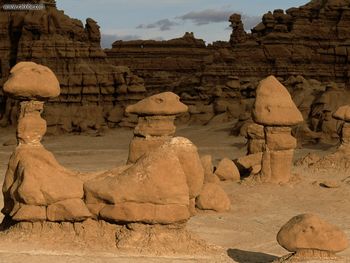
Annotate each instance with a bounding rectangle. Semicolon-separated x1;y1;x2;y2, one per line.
126;91;188;116
253;75;303;126
2;63;89;222
333;105;350;122
275;214;349;262
247;76;303;184
3;62;60;100
126;92;189;163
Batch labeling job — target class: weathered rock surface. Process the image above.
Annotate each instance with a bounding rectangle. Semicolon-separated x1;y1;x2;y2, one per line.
200;155;220;183
4;62;60;99
253;76;303;126
277;214;349;253
195;183;231;212
126;92;188;116
215;158;240;181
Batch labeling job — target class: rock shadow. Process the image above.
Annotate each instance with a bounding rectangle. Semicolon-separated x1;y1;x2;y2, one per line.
227;248;278;263
0;216;16;231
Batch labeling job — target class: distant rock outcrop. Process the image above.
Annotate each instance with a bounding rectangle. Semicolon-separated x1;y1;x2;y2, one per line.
106;0;350;136
2;0;350;138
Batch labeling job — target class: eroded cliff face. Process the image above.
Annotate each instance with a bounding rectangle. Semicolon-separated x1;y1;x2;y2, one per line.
226;0;350;83
0;0;146;133
1;0;350;137
105;0;350;137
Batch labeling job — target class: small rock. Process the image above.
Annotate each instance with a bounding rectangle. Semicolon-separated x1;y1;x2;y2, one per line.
320;180;340;188
196;183;231;212
215;158;240;181
3;138;17;146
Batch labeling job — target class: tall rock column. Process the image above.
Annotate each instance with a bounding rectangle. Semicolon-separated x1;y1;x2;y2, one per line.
125;92;188;163
253;76;303;184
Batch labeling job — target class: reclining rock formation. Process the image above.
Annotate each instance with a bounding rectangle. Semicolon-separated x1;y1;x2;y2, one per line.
275;214;349;262
84;137;205;224
239;76;303;183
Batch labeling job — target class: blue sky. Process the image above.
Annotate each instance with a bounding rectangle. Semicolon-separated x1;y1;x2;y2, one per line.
57;0;309;48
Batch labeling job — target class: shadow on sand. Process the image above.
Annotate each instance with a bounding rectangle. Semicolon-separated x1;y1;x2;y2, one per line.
227;248;278;263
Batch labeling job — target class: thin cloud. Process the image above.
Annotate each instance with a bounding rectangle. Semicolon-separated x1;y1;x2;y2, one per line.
136;19;178;31
101;33;140;48
177;9;233;25
177;8;261;30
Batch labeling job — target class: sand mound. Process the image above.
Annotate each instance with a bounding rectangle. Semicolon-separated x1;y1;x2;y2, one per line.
0;219;221;257
115;223;220;256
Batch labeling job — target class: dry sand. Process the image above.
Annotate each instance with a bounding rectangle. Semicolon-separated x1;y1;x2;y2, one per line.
0;122;349;263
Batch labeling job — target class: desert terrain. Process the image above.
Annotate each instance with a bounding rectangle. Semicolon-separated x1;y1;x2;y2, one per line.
0;122;349;263
1;0;350;262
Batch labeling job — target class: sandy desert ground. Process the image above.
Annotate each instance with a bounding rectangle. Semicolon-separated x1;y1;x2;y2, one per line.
0;122;349;263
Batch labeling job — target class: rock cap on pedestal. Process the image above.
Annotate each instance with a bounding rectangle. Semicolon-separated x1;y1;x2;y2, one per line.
126;92;188;116
277;213;349;253
333;105;350;121
253;75;303;126
4;62;60;100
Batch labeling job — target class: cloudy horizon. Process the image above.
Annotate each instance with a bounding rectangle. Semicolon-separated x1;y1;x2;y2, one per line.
57;0;309;48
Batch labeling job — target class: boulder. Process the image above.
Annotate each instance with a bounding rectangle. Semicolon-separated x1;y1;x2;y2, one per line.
4;62;60;99
237;153;263;169
277;214;349;253
253;76;303;126
215;158;240;181
196;183;231;212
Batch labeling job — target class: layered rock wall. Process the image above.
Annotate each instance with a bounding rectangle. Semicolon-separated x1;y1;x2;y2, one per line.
106;0;350;133
0;0;146;132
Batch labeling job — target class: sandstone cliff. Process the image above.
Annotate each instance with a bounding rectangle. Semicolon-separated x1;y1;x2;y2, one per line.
0;0;146;133
106;0;350;138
